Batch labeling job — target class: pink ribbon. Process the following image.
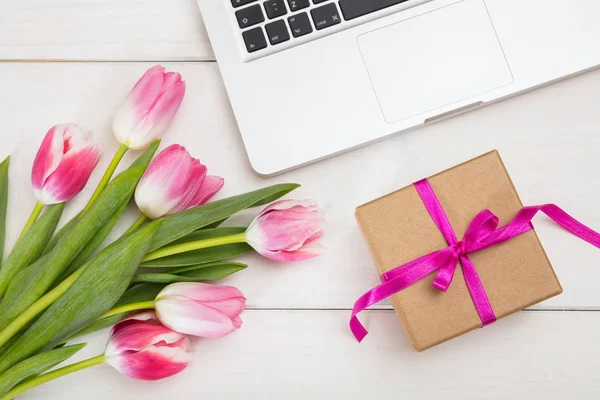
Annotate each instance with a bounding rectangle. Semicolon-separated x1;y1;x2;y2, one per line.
350;178;600;342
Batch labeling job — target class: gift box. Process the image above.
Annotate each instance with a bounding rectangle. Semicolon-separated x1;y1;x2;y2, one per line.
353;150;563;351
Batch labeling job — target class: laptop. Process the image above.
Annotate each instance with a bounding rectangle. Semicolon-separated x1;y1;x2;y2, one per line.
197;0;600;175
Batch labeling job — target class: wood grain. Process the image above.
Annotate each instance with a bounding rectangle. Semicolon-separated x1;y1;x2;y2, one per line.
20;310;600;399
0;0;215;61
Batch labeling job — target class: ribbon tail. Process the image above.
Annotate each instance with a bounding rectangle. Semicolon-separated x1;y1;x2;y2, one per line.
478;204;600;250
350;251;452;342
350;273;429;342
534;204;600;248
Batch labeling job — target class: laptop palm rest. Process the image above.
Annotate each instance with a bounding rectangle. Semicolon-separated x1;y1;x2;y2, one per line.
357;0;513;124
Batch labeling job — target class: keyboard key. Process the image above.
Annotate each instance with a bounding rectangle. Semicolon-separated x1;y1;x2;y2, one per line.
231;0;258;8
313;0;327;4
242;27;268;52
265;20;290;45
339;0;408;21
310;3;341;30
287;0;309;12
236;4;265;29
264;0;287;19
288;12;313;37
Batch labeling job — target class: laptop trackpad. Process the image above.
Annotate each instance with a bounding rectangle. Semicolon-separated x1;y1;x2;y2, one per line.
357;0;513;124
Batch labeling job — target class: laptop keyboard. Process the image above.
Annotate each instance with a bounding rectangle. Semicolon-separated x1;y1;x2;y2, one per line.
231;0;428;56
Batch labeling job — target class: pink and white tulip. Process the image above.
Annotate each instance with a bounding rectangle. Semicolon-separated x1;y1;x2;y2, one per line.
245;200;325;262
155;282;246;338
105;311;193;381
31;124;102;204
134;144;224;219
113;65;186;150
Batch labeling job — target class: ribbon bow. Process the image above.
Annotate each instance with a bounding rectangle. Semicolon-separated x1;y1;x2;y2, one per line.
350;179;600;342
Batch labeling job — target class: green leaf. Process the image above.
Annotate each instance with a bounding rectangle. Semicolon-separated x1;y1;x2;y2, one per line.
0;221;161;374
67;283;166;341
59;198;130;280
142;227;252;267
0;203;64;298
128;140;162;169
118;282;167;305
133;262;247;283
0;343;85;397
0;255;48;329
0;169;144;331
0;324;25;358
41;213;77;256
66;313;127;342
42;140;160;255
0;156;9;266
0;145;159;332
149;183;299;252
169;227;246;245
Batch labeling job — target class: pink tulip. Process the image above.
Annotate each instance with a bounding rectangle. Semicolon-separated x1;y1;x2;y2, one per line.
31;124;102;204
155;282;246;338
134;144;224;219
246;200;326;262
113;65;186;150
105;311;193;381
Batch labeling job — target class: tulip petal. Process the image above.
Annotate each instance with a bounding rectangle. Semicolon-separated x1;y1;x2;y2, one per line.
157;282;245;303
162;72;182;92
156;297;240;338
172;175;224;213
258;241;326;262
170;159;208;215
106;335;192;381
135;144;199;219
258;199;319;217
31;125;65;194
113;66;166;146
38;142;102;204
111;311;160;335
206;297;247;318
105;310;193;381
244;199;326;263
246;209;325;252
127;65;166;119
106;324;184;357
231;315;243;330
31;124;102;204
127;81;186;150
304;228;325;245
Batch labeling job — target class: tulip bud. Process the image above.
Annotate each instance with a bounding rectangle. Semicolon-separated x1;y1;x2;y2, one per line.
246;200;326;262
31;124;102;205
113;65;186;150
134;144;224;219
155;282;246;338
105;311;193;381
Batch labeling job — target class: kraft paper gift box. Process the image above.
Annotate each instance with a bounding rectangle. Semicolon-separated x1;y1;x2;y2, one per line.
354;150;563;351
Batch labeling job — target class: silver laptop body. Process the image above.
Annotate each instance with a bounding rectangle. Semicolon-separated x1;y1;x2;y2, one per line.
198;0;600;175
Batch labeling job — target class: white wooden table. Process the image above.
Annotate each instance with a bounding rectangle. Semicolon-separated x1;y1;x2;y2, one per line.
1;1;600;399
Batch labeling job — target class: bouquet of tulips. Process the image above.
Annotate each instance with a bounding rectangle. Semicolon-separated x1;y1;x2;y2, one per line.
0;66;325;398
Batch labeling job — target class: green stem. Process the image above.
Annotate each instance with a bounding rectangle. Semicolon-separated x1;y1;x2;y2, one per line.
0;266;86;349
143;233;248;262
124;214;149;235
17;201;45;242
0;354;106;400
81;143;128;215
100;300;156;319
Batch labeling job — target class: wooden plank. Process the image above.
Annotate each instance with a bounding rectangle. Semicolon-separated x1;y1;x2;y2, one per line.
0;0;215;61
0;62;598;309
20;310;600;399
